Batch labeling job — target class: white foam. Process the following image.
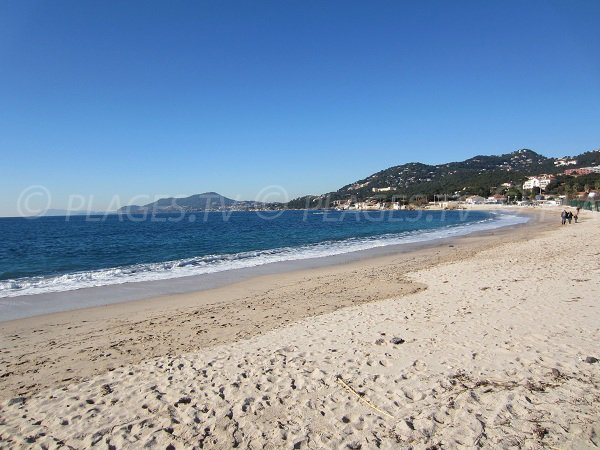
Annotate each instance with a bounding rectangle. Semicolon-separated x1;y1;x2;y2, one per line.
0;213;527;298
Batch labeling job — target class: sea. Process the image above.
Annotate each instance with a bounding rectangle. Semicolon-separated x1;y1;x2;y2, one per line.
0;209;528;299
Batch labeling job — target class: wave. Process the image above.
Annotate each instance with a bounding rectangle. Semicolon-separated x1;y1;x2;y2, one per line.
0;213;528;298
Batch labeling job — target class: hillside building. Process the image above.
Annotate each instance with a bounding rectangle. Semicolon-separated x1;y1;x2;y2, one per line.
563;167;600;176
554;158;577;166
523;175;555;191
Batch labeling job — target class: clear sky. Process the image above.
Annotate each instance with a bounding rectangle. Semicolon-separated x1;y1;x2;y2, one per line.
1;0;599;216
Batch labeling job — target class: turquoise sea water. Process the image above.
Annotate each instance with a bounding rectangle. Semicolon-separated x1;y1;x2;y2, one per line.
0;210;526;297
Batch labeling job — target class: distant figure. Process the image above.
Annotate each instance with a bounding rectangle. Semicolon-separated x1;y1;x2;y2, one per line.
574;209;579;223
561;210;567;225
567;211;573;224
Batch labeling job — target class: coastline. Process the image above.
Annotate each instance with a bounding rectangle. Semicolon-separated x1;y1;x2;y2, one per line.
1;207;530;321
0;207;556;400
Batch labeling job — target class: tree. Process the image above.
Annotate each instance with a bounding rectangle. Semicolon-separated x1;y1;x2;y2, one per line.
563;185;573;199
506;188;522;201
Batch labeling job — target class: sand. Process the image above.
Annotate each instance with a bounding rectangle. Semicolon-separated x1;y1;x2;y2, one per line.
1;208;599;448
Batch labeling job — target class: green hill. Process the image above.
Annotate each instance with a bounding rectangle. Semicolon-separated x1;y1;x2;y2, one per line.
287;148;600;208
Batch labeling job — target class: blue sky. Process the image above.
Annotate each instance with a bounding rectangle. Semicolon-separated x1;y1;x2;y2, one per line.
1;0;599;215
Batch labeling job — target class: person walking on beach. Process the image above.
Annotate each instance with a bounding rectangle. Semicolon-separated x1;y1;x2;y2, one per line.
561;210;567;225
567;211;573;224
574;209;579;223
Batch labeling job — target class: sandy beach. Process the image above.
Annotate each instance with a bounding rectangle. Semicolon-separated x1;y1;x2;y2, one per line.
1;207;599;448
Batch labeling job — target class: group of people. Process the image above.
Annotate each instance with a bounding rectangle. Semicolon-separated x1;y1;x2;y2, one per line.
561;207;580;225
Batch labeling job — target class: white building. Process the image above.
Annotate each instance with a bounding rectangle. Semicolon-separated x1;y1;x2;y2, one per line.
486;195;507;204
332;200;352;210
354;201;384;210
523;176;554;191
465;195;485;204
554;158;577;166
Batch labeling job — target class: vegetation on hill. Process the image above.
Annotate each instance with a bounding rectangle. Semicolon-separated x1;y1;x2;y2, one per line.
287;148;600;208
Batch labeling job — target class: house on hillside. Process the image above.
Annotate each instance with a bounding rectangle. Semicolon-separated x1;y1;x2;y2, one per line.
523;175;555;191
564;167;600;176
554;158;577;166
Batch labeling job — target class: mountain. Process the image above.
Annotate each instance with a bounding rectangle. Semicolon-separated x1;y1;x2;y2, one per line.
118;192;285;213
338;149;557;198
119;192;239;213
287;148;600;208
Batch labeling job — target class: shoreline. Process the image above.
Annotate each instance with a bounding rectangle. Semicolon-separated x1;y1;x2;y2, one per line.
1;208;532;322
0;207;558;402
